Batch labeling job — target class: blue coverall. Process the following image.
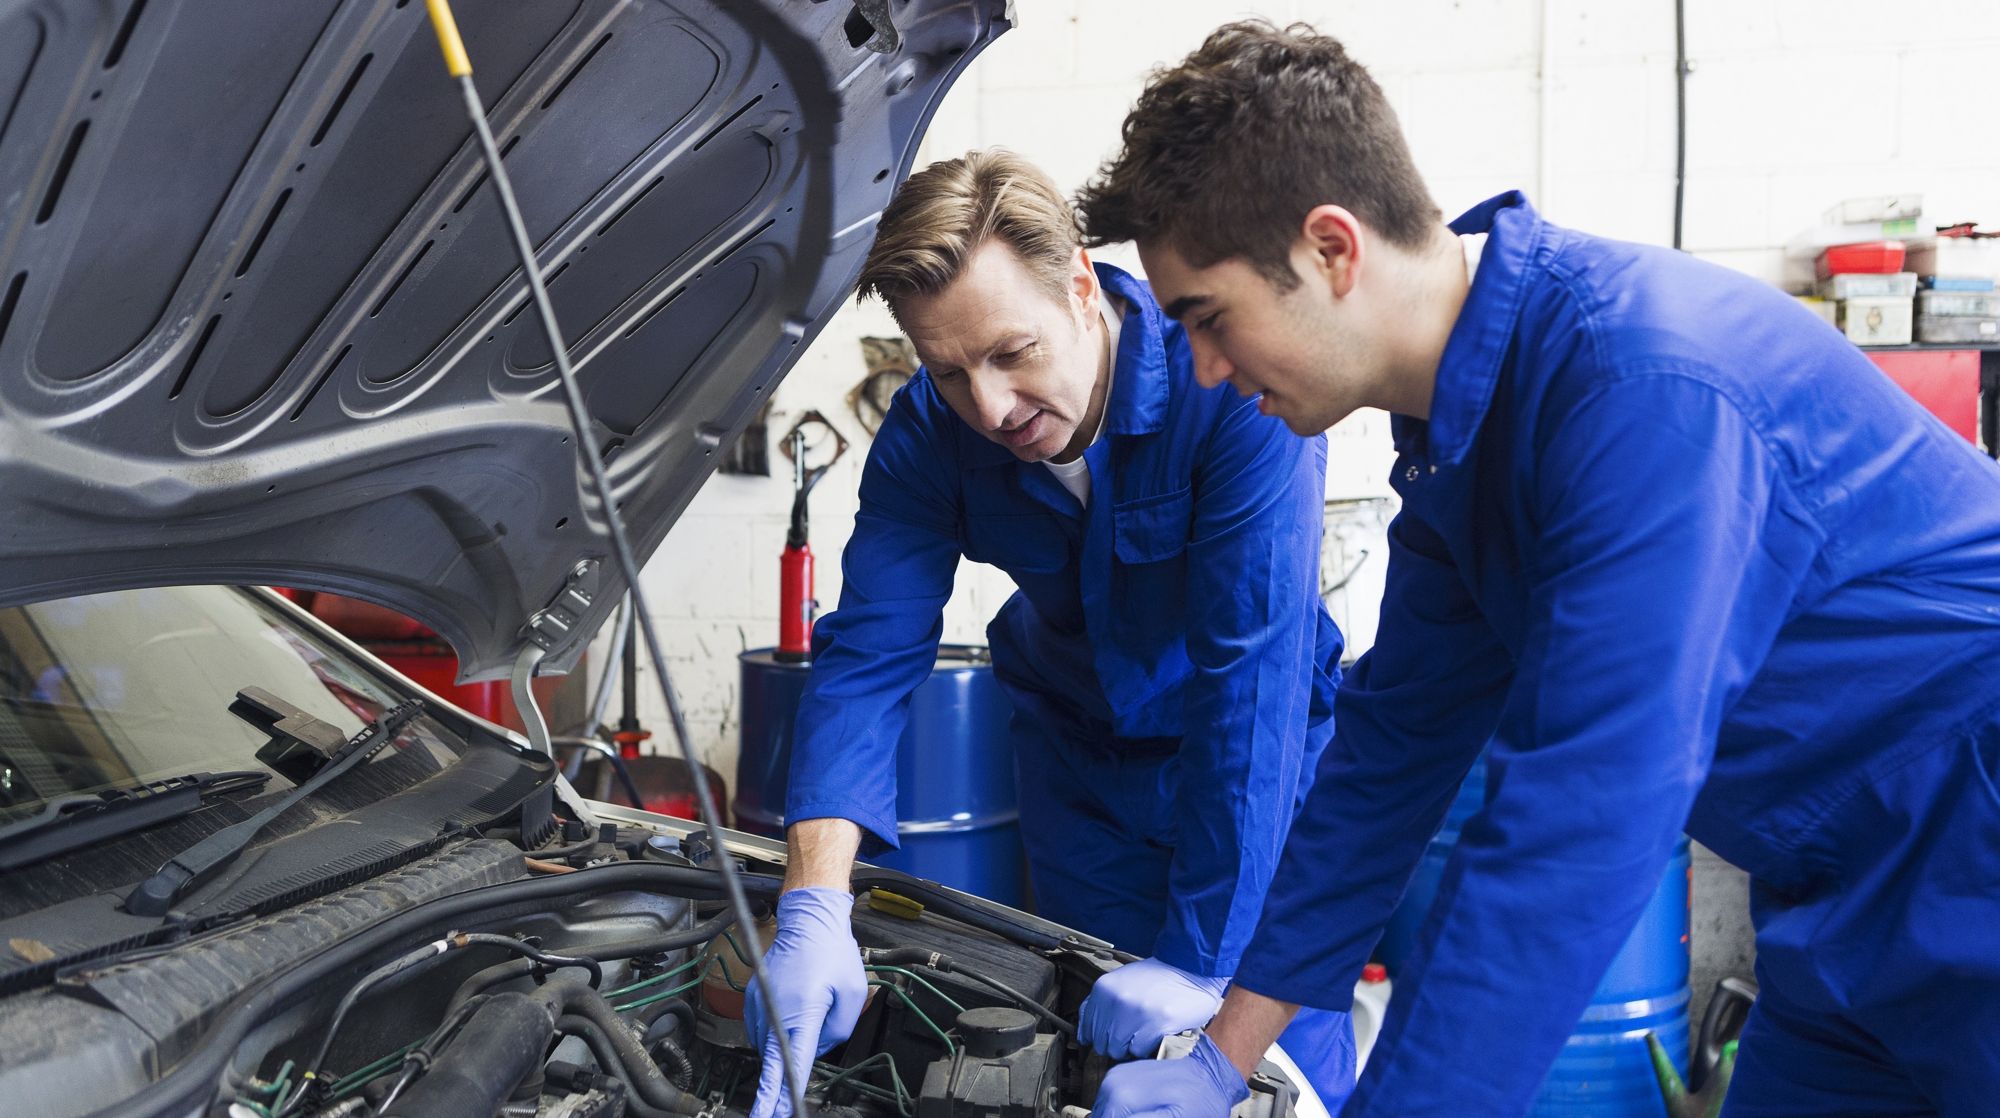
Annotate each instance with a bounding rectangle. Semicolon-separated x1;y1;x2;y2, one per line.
786;263;1357;1105
1233;192;2000;1116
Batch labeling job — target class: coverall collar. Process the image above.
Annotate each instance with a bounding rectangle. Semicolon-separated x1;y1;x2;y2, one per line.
959;262;1171;470
1395;190;1544;468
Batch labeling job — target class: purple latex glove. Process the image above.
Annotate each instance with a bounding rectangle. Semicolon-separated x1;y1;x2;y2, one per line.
1095;1031;1252;1118
1079;956;1233;1059
743;887;867;1118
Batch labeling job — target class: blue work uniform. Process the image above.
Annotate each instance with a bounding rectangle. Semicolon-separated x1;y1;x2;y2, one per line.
1233;191;2000;1117
786;263;1356;1105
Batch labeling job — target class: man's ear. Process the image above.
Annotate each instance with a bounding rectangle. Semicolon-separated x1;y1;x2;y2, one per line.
1071;246;1099;321
1299;204;1364;298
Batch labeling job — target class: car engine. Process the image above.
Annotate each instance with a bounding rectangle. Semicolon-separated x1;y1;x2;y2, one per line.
0;814;1301;1118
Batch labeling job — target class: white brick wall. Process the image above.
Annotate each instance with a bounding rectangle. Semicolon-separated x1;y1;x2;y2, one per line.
611;0;2000;782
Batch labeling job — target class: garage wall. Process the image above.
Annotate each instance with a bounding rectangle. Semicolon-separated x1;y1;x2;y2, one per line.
610;0;2000;797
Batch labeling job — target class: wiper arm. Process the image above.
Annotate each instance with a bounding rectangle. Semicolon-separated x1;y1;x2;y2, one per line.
0;770;270;873
124;699;424;918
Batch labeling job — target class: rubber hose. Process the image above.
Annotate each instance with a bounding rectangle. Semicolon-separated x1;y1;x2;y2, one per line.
446;907;738;1015
382;992;553;1118
539;984;706;1116
640;998;697;1047
651;1036;696;1091
554;1015;703;1118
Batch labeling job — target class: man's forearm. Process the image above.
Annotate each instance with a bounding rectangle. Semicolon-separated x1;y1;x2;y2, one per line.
783;817;863;892
1208;986;1300;1080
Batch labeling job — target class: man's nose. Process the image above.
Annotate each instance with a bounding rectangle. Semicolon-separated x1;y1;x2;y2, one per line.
967;373;1016;429
1189;334;1233;390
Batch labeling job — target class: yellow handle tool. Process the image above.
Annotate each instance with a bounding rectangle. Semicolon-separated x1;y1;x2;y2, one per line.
423;0;472;78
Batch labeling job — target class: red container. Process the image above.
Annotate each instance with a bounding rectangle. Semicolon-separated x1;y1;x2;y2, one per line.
1866;350;1979;444
1817;240;1906;279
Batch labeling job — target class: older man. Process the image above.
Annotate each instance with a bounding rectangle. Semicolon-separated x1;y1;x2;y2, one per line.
743;149;1355;1117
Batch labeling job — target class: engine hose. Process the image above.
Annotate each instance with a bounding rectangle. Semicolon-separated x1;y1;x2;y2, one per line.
640;998;697;1046
445;906;738;1016
651;1036;696;1091
555;1015;699;1117
539;983;706;1116
382;992;553;1118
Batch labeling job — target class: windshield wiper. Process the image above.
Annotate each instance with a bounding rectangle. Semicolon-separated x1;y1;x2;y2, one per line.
0;770;271;872
124;698;424;918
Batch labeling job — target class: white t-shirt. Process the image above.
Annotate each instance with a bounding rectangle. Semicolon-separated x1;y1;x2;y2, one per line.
1462;231;1487;283
1043;294;1124;507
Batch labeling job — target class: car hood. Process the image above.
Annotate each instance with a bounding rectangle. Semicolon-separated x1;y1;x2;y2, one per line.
0;0;1008;677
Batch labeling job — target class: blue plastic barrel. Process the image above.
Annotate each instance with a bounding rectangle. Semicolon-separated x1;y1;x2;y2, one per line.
735;646;1027;906
1376;752;1488;973
1529;837;1692;1118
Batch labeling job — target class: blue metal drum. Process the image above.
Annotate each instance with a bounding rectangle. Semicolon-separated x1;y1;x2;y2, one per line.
1529;837;1692;1118
735;646;1027;907
1376;752;1488;973
1377;752;1692;1117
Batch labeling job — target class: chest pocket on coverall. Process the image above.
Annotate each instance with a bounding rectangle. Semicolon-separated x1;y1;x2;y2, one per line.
1112;487;1193;631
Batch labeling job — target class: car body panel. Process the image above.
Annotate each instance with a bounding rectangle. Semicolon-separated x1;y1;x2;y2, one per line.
0;0;1011;678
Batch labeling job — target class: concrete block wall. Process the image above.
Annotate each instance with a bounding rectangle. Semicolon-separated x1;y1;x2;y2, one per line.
610;0;2000;797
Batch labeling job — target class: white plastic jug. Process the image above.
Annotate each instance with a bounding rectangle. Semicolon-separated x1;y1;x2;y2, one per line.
1352;963;1393;1072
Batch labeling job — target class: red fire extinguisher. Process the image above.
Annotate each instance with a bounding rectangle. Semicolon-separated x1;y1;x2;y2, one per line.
777;421;841;661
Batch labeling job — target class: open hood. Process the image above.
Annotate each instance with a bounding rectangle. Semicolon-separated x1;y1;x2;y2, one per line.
0;0;1009;677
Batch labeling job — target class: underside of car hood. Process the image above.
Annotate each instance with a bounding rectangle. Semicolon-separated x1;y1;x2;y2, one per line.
0;0;1009;677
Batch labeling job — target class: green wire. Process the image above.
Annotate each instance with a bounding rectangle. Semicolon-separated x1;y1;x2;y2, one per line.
238;1060;294;1099
328;1042;419;1098
865;979;956;1054
861;965;967;1014
719;930;757;967
606;954;707;998
612;974;710;1013
813;1053;914;1118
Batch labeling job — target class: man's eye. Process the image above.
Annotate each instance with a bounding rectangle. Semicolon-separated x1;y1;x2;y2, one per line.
998;345;1032;363
933;367;964;383
1196;313;1222;333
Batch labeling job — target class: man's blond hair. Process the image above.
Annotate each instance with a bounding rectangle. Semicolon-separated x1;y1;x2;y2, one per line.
857;149;1081;321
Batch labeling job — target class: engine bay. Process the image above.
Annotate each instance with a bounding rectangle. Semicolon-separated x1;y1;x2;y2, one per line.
0;811;1301;1118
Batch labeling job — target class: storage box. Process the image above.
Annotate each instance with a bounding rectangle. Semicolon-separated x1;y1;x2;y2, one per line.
1916;290;2000;318
1921;275;1997;292
1906;237;2000;282
1838;296;1914;346
1793;295;1838;326
1914;315;1999;344
1817;272;1918;299
1824;195;1924;225
1818;241;1906;279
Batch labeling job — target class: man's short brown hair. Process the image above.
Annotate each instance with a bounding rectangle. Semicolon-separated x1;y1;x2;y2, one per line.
1076;20;1439;289
857;149;1080;320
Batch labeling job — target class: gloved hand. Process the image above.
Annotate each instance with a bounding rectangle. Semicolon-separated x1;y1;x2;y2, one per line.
1079;956;1232;1059
743;887;868;1118
1094;1031;1252;1118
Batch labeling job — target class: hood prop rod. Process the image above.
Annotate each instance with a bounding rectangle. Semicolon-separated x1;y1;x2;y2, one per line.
419;4;805;1113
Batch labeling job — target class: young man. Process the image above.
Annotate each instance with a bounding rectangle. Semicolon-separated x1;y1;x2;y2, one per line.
742;150;1355;1118
1076;21;2000;1118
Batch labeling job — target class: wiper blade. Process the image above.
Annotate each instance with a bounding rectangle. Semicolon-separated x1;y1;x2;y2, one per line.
0;770;271;872
124;699;424;918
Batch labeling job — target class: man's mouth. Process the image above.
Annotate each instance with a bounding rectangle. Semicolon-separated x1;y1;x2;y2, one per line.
996;411;1044;448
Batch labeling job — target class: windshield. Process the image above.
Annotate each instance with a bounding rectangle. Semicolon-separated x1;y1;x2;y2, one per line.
0;586;459;820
